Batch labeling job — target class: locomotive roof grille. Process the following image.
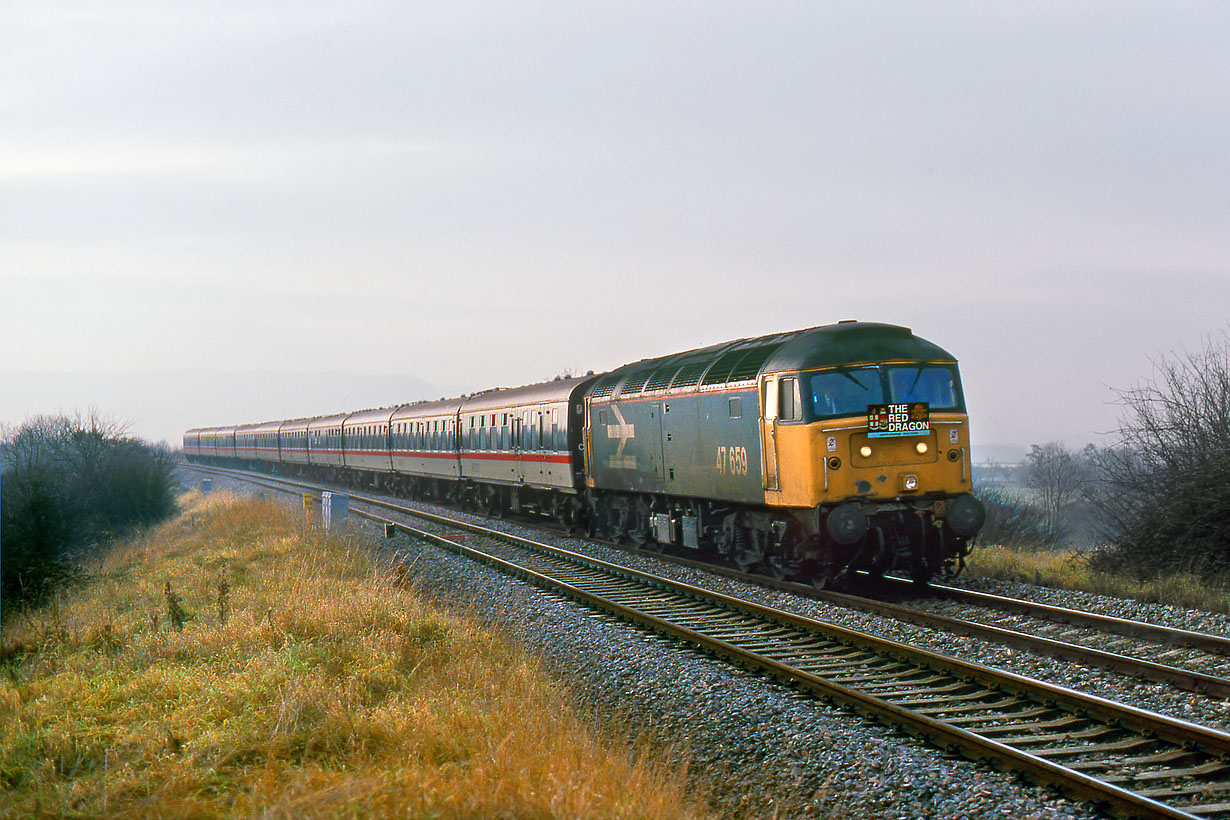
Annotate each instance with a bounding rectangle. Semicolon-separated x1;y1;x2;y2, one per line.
590;374;621;399
643;363;680;392
617;368;654;396
725;341;786;382
669;360;710;388
701;340;785;385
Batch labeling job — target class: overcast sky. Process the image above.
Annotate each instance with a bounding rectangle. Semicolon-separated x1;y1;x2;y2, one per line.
2;1;1227;452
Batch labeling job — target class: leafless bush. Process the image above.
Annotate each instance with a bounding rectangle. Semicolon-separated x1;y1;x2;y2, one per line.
1090;334;1230;577
973;486;1050;548
2;412;178;611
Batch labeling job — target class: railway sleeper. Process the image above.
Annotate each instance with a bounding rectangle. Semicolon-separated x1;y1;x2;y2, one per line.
942;706;1062;727
1136;781;1230;800
1105;759;1230;782
826;665;929;683
1027;737;1160;758
861;681;973;698
1116;749;1206;766
994;726;1119;746
889;690;999;708
910;697;1026;716
972;716;1089;736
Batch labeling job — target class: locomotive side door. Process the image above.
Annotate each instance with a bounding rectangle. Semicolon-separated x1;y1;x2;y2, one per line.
760;375;780;491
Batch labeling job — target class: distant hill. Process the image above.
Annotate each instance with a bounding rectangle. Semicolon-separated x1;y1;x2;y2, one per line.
970;443;1029;465
0;369;445;448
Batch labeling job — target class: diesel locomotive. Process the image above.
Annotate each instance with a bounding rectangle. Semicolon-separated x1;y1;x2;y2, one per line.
184;321;985;586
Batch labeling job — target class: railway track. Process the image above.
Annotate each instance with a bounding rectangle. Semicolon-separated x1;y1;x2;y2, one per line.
601;542;1230;700
184;464;1230;699
186;464;1230;818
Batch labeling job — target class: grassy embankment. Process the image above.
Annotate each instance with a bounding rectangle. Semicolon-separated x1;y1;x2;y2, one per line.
964;544;1230;615
0;492;714;819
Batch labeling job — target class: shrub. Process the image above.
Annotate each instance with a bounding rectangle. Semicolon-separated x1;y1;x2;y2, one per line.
1;413;178;612
1090;334;1230;578
972;486;1051;549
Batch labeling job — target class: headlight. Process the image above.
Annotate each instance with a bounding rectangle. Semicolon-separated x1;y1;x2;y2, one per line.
859;445;873;458
915;441;929;454
901;474;919;491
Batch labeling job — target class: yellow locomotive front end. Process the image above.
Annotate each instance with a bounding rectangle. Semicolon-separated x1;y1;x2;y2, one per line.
760;357;985;584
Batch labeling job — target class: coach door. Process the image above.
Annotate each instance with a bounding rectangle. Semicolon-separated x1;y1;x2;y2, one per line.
760;375;780;491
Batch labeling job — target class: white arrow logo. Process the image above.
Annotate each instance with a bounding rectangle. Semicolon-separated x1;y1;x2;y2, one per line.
607;405;637;469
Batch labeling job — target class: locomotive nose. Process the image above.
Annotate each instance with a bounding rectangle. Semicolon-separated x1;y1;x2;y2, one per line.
946;493;986;538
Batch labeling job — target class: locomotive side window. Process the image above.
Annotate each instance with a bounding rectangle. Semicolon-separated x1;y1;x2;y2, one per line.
728;397;742;419
779;378;801;422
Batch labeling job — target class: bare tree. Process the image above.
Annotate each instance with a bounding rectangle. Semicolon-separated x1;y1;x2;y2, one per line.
1026;442;1083;543
1091;333;1230;575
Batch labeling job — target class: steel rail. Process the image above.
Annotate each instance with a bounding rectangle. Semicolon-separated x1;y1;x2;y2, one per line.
891;576;1230;657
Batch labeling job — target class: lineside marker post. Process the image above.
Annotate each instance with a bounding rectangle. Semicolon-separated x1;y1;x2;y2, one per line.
321;492;349;535
302;493;313;526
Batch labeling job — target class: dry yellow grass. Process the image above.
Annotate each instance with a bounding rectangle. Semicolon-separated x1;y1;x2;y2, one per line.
0;492;716;819
965;544;1230;614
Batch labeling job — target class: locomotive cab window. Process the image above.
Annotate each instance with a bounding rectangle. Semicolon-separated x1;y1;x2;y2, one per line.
779;378;801;422
809;366;886;420
807;364;964;421
728;397;742;419
886;364;962;410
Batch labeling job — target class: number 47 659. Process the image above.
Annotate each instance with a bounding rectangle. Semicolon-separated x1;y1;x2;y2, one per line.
716;445;749;475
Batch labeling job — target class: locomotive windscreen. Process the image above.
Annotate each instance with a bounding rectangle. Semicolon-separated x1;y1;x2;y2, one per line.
808;364;963;420
885;364;961;410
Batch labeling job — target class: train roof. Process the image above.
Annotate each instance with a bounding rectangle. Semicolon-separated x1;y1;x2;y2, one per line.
764;321;957;372
344;407;398;426
459;375;597;414
587;321;957;401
